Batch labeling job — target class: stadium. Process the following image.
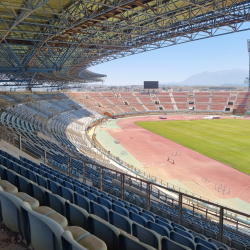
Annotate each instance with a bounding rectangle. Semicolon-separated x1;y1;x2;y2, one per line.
1;0;250;249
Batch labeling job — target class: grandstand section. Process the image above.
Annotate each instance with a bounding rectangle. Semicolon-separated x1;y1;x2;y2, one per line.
1;91;250;250
69;91;250;114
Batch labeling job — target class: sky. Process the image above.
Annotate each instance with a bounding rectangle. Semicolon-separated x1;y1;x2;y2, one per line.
90;31;250;86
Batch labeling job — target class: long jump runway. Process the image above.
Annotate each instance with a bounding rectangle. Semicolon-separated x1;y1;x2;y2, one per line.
103;115;250;211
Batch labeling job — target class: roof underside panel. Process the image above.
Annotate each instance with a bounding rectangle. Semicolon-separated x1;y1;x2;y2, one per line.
0;0;250;86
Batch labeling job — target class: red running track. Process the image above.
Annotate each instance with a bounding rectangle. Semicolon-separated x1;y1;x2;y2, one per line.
106;115;250;203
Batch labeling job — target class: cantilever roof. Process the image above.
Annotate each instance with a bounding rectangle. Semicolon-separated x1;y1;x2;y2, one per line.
0;0;250;86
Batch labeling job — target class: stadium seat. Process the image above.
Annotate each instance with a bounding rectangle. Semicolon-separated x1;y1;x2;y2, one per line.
65;201;89;229
161;236;191;250
90;201;109;222
98;196;112;210
119;233;157;250
112;204;129;217
170;231;196;250
74;193;90;213
21;202;64;250
194;237;218;250
59;186;75;203
129;211;148;227
88;214;120;250
109;210;133;234
61;229;107;250
45;191;66;215
147;221;170;237
132;222;161;249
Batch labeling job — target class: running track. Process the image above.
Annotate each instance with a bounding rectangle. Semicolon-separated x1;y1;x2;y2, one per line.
106;115;250;203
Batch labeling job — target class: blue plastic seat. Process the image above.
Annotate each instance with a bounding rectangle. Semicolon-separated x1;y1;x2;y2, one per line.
156;219;173;231
12;162;20;173
85;190;98;202
74;193;90;213
16;175;31;194
98;196;112;210
195;236;217;250
175;227;194;239
170;231;196;250
113;200;125;207
6;168;17;186
75;186;86;196
29;182;47;205
20;202;64;250
60;186;74;203
64;181;74;190
27;169;37;182
37;174;48;189
19;165;28;178
47;179;60;195
45;191;66;215
147;221;170;237
161;236;191;250
109;210;132;234
125;205;139;214
65;201;89;229
88;214;120;250
132;222;161;249
208;238;229;249
129;211;148;227
5;158;13;169
119;233;157;250
112;204;129;217
0;190;24;237
140;212;155;222
90;201;109;222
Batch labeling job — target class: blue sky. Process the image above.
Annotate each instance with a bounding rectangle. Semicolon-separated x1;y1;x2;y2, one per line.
90;31;250;86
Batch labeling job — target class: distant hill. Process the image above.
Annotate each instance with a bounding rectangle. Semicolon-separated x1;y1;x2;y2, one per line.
162;69;248;86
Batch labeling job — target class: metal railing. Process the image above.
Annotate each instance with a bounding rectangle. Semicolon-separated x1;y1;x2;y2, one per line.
1;121;250;249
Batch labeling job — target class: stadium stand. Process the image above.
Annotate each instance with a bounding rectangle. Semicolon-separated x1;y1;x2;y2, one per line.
0;147;250;250
1;92;250;250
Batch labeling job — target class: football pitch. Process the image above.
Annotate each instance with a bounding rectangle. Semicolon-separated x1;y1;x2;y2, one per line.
135;119;250;175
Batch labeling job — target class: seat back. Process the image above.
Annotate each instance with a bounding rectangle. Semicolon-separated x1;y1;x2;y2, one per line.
132;223;161;249
6;168;17;186
98;196;112;210
90;201;109;222
170;231;196;250
29;182;46;205
61;231;88;250
194;237;218;250
45;191;65;215
175;227;194;239
129;211;147;227
88;214;120;250
85;190;98;202
20;202;64;250
119;233;157;250
112;204;129;217
147;221;170;237
161;236;191;250
59;186;74;203
156;219;173;231
109;210;132;234
37;174;48;189
65;201;89;229
0;190;23;235
74;193;90;213
16;175;31;194
47;180;60;195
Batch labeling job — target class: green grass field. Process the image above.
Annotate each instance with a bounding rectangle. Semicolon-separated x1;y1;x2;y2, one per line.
135;119;250;175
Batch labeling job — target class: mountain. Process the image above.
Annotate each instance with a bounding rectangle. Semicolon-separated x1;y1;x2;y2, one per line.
161;69;248;86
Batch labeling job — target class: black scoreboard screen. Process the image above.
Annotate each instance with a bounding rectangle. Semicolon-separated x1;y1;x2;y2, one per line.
144;81;159;89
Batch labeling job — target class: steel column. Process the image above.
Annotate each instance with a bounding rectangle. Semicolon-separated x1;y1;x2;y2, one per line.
67;156;71;176
178;193;183;225
100;167;103;191
19;135;22;150
218;208;224;242
83;161;86;183
146;183;150;211
121;174;125;200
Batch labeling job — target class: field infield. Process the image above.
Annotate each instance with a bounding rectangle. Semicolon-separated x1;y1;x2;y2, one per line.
99;115;250;211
